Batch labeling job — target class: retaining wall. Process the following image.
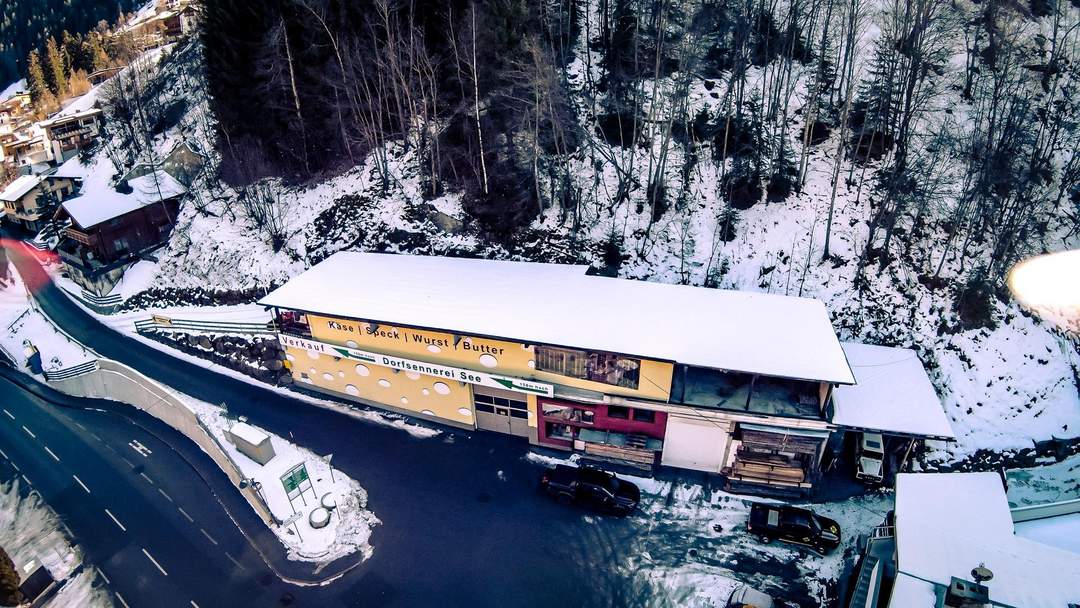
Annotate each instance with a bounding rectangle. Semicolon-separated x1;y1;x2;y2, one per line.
47;358;277;524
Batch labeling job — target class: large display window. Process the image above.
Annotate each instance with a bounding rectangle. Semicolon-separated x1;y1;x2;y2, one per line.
535;346;641;389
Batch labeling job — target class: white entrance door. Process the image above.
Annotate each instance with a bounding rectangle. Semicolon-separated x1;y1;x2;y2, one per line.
661;415;730;473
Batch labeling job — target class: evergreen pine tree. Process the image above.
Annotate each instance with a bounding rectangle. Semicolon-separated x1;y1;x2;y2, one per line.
26;50;56;110
87;33;110;72
45;36;69;96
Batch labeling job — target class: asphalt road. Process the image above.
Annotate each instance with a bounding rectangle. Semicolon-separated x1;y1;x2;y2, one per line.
6;244;647;606
0;367;305;607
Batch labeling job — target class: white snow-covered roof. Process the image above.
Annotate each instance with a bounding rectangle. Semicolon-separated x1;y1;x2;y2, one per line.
61;170;186;229
831;343;955;439
39;107;102;128
53;155;92;180
128;170;186;200
0;174;42;202
894;472;1080;608
1014;512;1080;554
259;252;856;383
0;79;26;103
228;422;269;446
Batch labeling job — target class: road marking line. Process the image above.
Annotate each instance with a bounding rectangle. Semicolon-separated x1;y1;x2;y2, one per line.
0;448;7;459
139;472;154;485
104;443;117;453
97;568;110;584
129;440;152;458
73;475;90;494
224;552;245;571
142;548;168;576
90;433;102;442
44;446;60;462
20;474;31;486
21;425;35;438
115;592;129;608
199;528;218;546
10;462;18;471
105;509;126;532
120;456;133;467
191;602;200;608
177;507;194;523
2;409;13;420
73;421;86;431
158;488;172;502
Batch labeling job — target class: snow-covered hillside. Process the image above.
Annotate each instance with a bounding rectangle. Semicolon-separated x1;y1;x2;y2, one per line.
59;0;1080;466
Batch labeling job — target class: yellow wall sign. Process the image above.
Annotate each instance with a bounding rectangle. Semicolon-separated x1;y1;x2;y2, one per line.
305;314;675;401
279;334;554;397
152;314;173;327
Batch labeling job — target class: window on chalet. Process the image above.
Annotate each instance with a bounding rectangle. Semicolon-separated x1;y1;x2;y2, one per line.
632;409;656;424
535;346;641;389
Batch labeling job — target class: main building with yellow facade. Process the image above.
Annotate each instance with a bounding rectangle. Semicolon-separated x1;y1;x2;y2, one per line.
259;252;949;497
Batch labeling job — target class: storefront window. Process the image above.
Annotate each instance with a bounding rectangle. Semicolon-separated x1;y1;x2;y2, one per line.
546;423;575;441
541;403;595;424
607;405;629;419
535;346;641;389
632;409;656;423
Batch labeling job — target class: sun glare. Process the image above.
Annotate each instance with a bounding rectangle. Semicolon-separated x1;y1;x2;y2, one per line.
1007;249;1080;333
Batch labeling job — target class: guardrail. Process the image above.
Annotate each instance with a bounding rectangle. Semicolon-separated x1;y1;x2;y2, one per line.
43;360;100;381
80;290;123;307
0;342;17;366
6;309;30;333
1011;498;1080;523
134;316;279;336
869;524;895;540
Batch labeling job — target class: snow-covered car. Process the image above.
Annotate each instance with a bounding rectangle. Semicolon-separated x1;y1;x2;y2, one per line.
726;585;776;608
856;432;885;483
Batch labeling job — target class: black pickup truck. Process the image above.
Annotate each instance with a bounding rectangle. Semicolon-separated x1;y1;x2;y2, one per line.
746;503;841;554
540;465;640;516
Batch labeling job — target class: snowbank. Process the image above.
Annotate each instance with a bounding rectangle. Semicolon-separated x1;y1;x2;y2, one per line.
183;399;380;563
0;480;112;608
0;263;95;373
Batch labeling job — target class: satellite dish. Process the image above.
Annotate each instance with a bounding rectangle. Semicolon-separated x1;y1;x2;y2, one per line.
972;565;994;583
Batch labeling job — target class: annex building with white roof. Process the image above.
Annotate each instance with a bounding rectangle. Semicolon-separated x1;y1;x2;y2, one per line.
847;471;1080;608
261;252;955;496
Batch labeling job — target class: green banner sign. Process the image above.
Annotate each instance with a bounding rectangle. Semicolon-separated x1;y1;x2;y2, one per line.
280;463;309;495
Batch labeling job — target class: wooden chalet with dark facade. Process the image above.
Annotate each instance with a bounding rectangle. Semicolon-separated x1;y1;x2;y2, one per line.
55;170;186;295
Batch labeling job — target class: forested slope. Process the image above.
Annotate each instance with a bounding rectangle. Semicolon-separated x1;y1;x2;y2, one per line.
0;0;141;85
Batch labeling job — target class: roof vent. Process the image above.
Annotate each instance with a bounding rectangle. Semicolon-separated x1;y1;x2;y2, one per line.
944;576;990;607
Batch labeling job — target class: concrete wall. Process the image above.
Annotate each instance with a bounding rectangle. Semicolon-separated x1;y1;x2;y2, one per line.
47;358;277;524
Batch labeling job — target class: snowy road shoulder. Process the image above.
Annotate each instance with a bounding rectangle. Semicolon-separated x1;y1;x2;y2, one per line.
0;479;113;608
184;398;380;563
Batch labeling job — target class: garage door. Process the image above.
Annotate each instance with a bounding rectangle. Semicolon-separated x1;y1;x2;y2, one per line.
661;415;730;472
474;386;530;438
